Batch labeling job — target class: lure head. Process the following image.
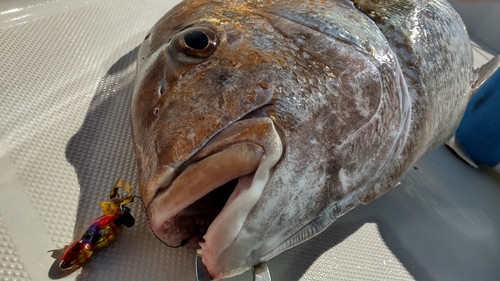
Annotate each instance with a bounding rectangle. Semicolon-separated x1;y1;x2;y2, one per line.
59;239;93;270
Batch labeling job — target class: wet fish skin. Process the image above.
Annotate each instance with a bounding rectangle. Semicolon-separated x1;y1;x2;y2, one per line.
131;0;476;279
352;0;475;202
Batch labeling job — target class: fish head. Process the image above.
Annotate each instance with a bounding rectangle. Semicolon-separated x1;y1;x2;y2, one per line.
132;1;409;279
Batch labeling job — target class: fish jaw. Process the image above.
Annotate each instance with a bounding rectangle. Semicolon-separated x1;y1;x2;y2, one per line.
142;117;283;278
148;142;264;244
201;136;282;279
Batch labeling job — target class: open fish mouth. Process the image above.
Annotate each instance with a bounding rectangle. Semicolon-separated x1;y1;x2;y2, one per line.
146;117;283;251
149;142;263;247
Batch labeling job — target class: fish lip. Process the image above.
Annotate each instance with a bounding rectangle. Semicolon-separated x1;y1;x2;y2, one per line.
147;112;277;205
145;117;282;248
149;107;277;203
149;143;263;247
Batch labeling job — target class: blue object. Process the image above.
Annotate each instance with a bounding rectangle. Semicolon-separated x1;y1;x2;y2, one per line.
456;67;500;167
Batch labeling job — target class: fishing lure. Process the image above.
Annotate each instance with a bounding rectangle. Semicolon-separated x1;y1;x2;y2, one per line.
59;178;136;270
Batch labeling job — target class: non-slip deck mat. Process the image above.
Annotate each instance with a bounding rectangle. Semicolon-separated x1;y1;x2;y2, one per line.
1;1;499;280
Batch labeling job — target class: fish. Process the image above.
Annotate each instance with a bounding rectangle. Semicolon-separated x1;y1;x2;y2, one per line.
59;179;136;270
130;0;499;279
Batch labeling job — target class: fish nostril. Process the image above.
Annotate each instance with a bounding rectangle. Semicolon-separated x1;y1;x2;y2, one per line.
158;79;166;96
184;30;209;50
154;108;160;115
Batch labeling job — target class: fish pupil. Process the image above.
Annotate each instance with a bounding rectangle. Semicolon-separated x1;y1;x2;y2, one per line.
184;31;209;50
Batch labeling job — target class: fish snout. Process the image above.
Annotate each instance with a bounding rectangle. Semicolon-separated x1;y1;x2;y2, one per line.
147;142;263;246
142;117;283;277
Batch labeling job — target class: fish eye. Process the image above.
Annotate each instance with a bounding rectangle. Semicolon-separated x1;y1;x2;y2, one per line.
184;30;209;50
171;26;217;61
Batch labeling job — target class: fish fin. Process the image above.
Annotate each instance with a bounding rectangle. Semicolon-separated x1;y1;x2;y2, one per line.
472;55;500;92
445;135;478;168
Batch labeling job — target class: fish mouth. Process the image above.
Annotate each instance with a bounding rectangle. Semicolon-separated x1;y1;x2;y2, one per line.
145;117;283;268
149;142;263;247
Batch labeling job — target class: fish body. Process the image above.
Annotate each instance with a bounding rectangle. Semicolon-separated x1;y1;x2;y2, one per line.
131;0;491;279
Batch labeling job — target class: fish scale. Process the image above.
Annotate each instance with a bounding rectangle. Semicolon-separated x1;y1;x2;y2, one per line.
355;0;475;202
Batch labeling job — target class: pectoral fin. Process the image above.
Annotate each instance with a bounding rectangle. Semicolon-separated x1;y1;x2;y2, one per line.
472;55;500;92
